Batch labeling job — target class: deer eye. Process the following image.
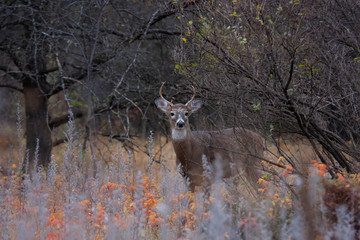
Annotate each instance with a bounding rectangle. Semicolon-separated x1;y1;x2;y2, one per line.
184;112;188;116
170;112;175;117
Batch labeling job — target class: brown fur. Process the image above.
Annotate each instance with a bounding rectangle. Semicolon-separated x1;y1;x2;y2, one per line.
172;126;264;191
155;84;264;191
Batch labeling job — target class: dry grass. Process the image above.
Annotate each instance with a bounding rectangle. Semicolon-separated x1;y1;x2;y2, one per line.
1;128;360;239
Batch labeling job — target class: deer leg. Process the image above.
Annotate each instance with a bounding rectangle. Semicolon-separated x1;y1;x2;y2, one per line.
186;174;203;192
179;170;196;192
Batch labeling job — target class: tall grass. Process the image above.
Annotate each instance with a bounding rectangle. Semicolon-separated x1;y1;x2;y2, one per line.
1;118;360;239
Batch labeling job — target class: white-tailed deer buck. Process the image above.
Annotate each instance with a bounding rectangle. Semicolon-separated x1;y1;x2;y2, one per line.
155;82;264;191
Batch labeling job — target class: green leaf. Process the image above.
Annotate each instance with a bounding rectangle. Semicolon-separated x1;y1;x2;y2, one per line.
240;37;247;44
229;12;237;17
268;124;275;137
269;124;274;132
262;174;271;180
252;103;261;111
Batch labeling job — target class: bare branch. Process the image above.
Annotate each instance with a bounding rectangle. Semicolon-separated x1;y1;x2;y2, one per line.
0;84;23;93
130;1;193;42
39;66;58;75
49;109;84;129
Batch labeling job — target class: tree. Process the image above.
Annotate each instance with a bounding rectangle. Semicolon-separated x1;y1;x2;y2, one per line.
0;0;191;170
175;0;360;173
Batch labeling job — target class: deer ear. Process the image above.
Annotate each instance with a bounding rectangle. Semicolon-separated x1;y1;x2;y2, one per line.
155;98;171;113
188;99;203;113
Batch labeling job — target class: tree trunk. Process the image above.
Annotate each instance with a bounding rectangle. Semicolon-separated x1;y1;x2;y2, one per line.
23;80;52;170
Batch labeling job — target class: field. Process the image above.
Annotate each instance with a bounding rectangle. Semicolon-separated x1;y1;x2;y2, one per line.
0;123;359;240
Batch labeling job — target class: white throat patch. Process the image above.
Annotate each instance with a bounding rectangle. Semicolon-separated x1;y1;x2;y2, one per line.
172;129;187;140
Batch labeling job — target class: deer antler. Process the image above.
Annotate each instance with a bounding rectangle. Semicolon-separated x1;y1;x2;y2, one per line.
159;82;173;106
159;82;167;100
185;85;196;106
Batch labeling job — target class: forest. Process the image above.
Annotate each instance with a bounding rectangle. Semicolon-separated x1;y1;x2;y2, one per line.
0;0;359;239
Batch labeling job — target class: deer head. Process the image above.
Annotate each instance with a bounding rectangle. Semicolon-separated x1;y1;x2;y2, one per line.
155;82;203;140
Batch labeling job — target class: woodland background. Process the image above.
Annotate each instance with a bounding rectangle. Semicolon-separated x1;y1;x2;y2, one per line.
0;0;360;239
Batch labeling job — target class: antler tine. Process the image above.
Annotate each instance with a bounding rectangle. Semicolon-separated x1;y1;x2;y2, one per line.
159;82;167;99
159;81;173;105
185;85;196;106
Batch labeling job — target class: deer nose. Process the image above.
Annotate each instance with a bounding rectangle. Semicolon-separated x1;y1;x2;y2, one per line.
176;120;185;128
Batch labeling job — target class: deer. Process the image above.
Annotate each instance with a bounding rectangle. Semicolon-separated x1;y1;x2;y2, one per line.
155;82;265;192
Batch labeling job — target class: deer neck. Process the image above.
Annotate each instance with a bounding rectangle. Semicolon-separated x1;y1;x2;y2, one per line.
171;126;194;151
171;128;194;166
171;127;191;141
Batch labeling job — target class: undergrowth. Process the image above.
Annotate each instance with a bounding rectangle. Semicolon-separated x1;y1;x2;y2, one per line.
1;118;360;239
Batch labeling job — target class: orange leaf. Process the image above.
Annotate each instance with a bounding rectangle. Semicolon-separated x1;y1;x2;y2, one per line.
258;188;267;193
286;165;294;173
337;173;346;182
